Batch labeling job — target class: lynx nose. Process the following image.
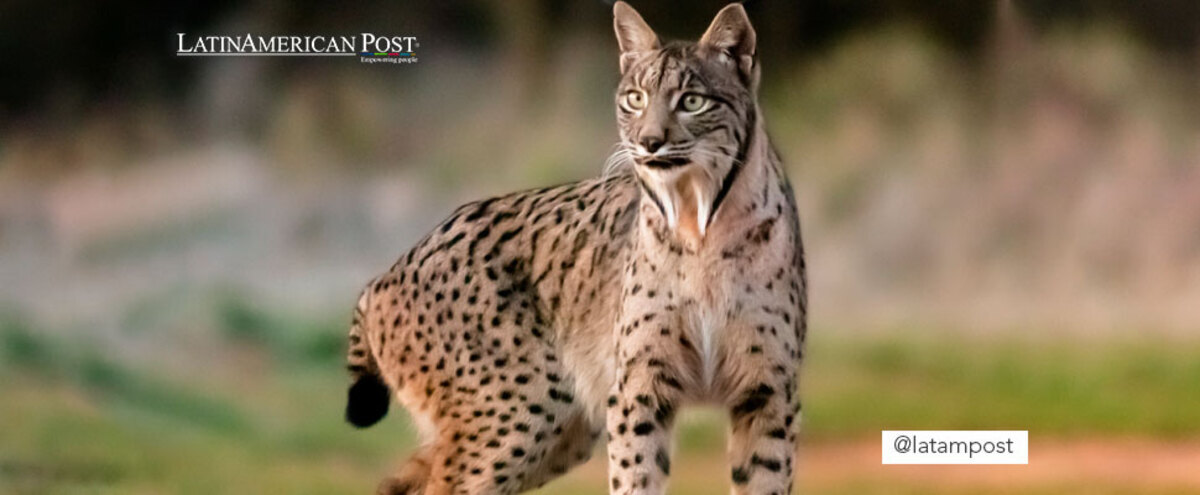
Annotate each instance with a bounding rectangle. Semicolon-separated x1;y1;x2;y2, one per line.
640;135;665;154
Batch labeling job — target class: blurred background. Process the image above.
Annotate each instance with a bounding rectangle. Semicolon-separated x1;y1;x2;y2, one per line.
2;1;1199;493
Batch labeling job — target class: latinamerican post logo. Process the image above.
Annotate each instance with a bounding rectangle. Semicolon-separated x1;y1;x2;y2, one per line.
176;33;419;64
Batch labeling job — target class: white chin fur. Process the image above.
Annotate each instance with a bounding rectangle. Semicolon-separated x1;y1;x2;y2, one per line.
639;164;718;240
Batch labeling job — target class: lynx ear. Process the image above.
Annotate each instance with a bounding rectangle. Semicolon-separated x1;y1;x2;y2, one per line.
700;3;757;86
613;1;659;72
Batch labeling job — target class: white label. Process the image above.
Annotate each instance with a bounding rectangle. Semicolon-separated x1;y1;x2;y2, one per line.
882;430;1029;465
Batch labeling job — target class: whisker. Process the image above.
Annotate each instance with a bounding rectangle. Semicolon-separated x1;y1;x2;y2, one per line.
602;144;635;180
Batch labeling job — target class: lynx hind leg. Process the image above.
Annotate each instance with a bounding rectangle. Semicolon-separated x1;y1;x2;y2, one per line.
521;410;602;490
403;387;594;495
377;446;434;495
380;318;595;494
383;411;594;495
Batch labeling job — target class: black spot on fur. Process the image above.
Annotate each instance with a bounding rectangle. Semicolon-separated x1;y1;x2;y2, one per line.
731;383;774;419
751;454;783;472
346;374;390;428
654;402;675;426
654;448;671;475
732;466;750;485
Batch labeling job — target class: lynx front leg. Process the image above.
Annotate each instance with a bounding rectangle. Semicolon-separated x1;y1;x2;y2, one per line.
605;364;681;494
604;314;691;495
726;380;797;494
721;320;802;495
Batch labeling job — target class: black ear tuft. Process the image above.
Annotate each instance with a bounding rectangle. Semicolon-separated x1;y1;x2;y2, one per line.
346;374;390;428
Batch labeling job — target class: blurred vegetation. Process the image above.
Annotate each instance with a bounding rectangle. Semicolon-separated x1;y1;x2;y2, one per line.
4;0;1200;118
3;9;1198;329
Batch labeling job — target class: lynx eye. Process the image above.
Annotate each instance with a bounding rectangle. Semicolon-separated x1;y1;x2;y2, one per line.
680;93;709;113
623;90;647;111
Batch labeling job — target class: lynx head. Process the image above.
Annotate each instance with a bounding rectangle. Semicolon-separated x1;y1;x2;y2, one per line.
611;1;760;242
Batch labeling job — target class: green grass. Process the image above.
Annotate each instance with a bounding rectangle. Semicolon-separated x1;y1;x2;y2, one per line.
802;330;1200;440
2;310;1199;493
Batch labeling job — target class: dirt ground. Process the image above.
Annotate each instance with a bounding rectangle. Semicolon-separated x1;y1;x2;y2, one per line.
798;437;1200;491
543;437;1200;494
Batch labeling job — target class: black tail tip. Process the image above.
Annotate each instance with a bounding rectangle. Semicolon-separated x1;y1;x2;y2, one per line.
346;374;390;428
